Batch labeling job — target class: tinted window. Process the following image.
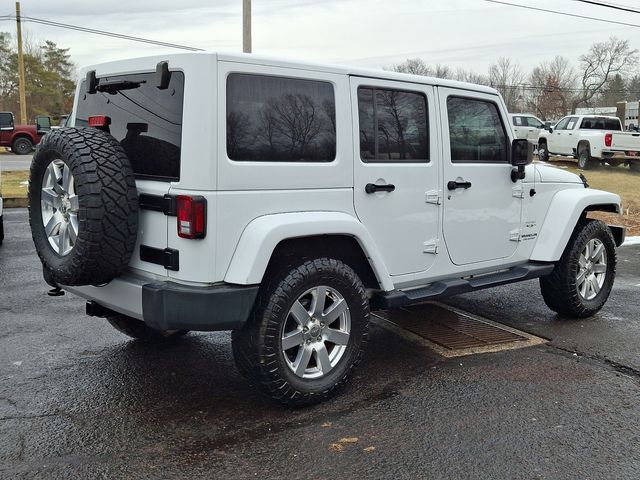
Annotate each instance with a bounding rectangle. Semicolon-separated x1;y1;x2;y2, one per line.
75;71;184;181
226;74;336;162
580;117;622;131
447;97;508;163
0;112;13;128
358;87;429;162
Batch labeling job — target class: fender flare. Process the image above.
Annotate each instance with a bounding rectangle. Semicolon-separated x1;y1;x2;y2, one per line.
224;211;394;291
530;188;621;262
11;132;36;145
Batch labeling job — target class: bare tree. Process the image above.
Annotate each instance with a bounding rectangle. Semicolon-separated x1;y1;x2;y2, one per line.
453;69;490;86
528;56;577;120
488;57;525;112
389;58;452;79
572;36;639;113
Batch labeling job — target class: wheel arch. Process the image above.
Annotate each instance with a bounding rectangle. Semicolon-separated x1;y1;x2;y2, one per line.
223;212;393;291
11;133;35;146
530;188;621;262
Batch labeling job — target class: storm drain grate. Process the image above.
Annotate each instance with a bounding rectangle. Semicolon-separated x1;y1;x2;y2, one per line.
373;302;546;358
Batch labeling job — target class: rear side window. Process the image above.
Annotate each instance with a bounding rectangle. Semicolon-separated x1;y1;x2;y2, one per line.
447;97;508;163
226;74;336;162
580;117;622;131
75;71;184;181
357;87;429;163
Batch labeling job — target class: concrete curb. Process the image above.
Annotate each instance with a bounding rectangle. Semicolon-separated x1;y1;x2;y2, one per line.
3;197;28;208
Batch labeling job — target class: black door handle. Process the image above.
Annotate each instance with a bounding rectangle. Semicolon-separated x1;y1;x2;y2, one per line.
365;183;395;194
447;180;472;191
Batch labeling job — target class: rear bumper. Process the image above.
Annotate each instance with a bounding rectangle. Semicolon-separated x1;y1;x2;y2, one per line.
67;275;259;331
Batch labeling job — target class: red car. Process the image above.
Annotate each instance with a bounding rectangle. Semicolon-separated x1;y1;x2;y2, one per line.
0;112;50;155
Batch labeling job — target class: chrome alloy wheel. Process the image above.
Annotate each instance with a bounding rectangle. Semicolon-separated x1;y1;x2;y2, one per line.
281;286;351;379
41;159;79;256
577;238;607;301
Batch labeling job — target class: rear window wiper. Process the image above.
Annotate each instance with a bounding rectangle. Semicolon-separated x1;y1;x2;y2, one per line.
85;70;145;95
96;79;146;94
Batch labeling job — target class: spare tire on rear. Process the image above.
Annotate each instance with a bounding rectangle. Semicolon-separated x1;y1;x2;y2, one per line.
28;128;139;286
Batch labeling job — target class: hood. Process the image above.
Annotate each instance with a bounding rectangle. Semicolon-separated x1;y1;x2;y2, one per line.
526;163;583;184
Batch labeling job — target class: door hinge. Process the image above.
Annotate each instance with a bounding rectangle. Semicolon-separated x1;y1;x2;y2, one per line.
509;228;522;242
425;189;442;205
423;239;439;254
512;185;524;199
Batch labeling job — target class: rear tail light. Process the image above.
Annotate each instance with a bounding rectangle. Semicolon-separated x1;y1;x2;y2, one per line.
605;133;612;147
88;115;111;128
176;195;206;239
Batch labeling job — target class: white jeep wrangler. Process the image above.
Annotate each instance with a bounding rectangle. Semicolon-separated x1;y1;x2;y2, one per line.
28;53;624;406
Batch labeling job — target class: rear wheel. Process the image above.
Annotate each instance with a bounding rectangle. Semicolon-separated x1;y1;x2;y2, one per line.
106;314;188;343
540;220;616;318
232;258;370;406
12;137;33;155
577;144;598;170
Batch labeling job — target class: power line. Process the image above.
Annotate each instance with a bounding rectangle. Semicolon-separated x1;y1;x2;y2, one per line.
1;14;204;51
571;0;640;13
484;0;640;28
568;0;640;14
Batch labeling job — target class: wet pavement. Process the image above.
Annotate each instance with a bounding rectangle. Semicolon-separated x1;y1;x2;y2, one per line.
1;208;640;479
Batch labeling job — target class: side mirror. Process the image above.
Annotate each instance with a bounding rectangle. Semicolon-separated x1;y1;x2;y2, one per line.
510;139;533;182
36;116;51;134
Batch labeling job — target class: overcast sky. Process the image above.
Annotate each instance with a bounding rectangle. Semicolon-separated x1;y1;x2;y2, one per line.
2;0;639;75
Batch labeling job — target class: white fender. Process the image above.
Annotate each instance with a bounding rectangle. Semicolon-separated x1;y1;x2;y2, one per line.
530;188;621;262
224;211;394;291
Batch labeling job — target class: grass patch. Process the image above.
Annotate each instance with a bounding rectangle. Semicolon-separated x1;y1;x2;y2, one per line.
545;158;640;235
1;170;29;199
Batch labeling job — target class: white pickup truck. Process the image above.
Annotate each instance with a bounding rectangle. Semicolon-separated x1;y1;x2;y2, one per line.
538;115;640;170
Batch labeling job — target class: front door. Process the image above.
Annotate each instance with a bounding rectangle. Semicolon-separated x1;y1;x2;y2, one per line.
351;77;440;276
548;116;570;154
439;88;522;266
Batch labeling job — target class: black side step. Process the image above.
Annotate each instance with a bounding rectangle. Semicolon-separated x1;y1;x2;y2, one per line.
371;263;555;310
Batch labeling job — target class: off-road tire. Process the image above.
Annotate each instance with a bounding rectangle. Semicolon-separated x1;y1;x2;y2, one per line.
232;258;370;407
537;142;549;162
106;314;189;343
540;220;616;318
12;136;33;155
29;128;138;286
577;144;598;170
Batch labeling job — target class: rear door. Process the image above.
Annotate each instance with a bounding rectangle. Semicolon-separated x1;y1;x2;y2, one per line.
74;70;185;276
350;77;440;276
439;88;521;266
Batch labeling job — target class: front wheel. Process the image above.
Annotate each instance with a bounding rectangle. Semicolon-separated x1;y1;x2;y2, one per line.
540;220;616;318
232;258;370;406
537;142;549;162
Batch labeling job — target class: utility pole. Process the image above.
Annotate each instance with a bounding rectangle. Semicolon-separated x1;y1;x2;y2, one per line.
243;0;251;53
15;1;27;125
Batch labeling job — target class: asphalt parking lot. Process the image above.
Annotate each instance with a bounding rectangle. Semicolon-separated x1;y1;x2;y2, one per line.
0;152;33;172
1;208;640;479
